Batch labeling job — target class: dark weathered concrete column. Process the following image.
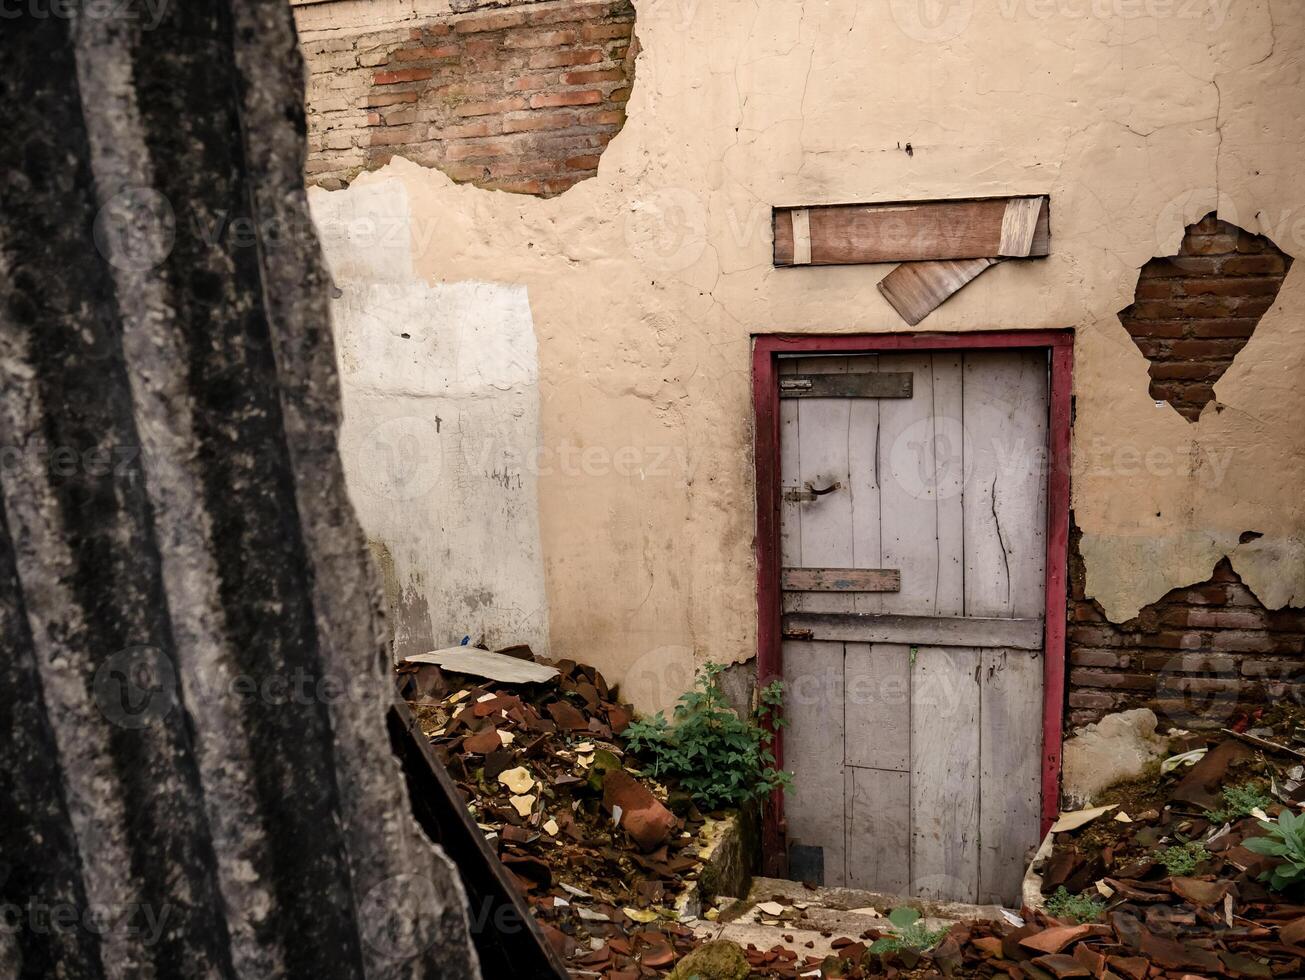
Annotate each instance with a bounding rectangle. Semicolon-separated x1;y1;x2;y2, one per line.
0;3;480;978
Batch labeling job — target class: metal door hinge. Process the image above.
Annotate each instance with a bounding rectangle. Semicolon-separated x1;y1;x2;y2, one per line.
782;627;814;641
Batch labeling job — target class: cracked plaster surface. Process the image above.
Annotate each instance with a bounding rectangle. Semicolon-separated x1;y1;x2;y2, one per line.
299;0;1304;706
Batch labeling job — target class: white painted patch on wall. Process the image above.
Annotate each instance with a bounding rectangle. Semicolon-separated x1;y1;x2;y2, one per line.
310;177;550;658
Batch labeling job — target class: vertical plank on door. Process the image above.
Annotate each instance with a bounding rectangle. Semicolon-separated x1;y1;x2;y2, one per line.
779;357;803;571
845;356;884;615
962;350;1047;905
844;642;909;771
795;357;855;615
910;646;981;901
846;766;910;894
783;639;847;886
962;350;1049;619
930;353;966;617
877;353;938;617
979;648;1043;905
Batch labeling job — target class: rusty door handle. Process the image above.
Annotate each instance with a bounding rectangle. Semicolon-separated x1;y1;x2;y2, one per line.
783;481;842;503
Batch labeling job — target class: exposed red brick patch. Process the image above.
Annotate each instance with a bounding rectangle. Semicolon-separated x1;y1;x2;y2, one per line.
1119;213;1293;422
302;0;637;196
529;89;602;108
1066;520;1305;731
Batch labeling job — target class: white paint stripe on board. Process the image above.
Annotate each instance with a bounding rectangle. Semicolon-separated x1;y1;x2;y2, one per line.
791;208;812;265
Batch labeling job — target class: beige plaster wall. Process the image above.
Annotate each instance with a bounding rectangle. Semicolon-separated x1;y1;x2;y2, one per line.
302;0;1305;713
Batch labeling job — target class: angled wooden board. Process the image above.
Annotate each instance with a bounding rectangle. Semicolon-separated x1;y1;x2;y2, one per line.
774;196;1050;266
878;258;1000;326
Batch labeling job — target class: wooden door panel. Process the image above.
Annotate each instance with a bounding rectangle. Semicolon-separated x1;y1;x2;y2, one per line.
779;358;803;570
930;354;967;616
846;766;910;893
979;647;1043;905
846;359;885;616
794;357;855;614
782;639;846;884
779;348;1048;904
962;351;1048;619
878;353;965;617
910;646;981;901
844;642;909;771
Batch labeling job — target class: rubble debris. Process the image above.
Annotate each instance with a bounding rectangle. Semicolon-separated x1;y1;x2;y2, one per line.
1002;706;1305;980
1062;709;1170;806
398;651;709;977
407;651;1305;978
667;940;750;980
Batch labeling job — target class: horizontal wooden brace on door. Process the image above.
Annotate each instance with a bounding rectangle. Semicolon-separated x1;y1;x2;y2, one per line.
773;196;1051;267
782;567;900;593
781;612;1044;650
778;372;912;399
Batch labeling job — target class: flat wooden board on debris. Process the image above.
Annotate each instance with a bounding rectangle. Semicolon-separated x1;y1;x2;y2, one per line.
404;647;560;684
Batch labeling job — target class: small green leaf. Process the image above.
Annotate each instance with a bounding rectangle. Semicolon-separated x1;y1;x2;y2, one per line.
888;907;921;930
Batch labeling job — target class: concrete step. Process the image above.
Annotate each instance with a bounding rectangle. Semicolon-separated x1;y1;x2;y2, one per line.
686;876;1012;962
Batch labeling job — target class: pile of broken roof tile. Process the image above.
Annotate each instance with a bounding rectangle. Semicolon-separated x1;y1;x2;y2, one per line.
400;648;1305;979
938;713;1305;979
396;648;708;978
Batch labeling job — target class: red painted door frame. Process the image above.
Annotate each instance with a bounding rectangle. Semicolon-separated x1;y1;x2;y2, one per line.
752;330;1074;880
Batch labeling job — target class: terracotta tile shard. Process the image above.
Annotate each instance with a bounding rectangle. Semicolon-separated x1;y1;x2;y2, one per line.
546;700;589;731
1031;953;1092;977
605;704;632;733
1137;931;1222;972
1280;916;1305;946
1071;943;1105;975
601;770;675;851
1170;739;1255;809
640;943;674;968
1170;876;1233;907
1106;955;1150;980
1020;924;1094;954
462;727;502;754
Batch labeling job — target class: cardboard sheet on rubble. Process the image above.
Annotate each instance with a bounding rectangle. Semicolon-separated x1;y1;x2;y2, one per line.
404;647;560;684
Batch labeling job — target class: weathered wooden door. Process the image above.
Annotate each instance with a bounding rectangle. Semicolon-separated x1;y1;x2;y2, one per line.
779;349;1047;906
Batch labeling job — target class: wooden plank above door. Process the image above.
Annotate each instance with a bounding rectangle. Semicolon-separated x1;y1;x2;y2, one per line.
779;372;913;399
783;611;1044;649
773;196;1051;266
